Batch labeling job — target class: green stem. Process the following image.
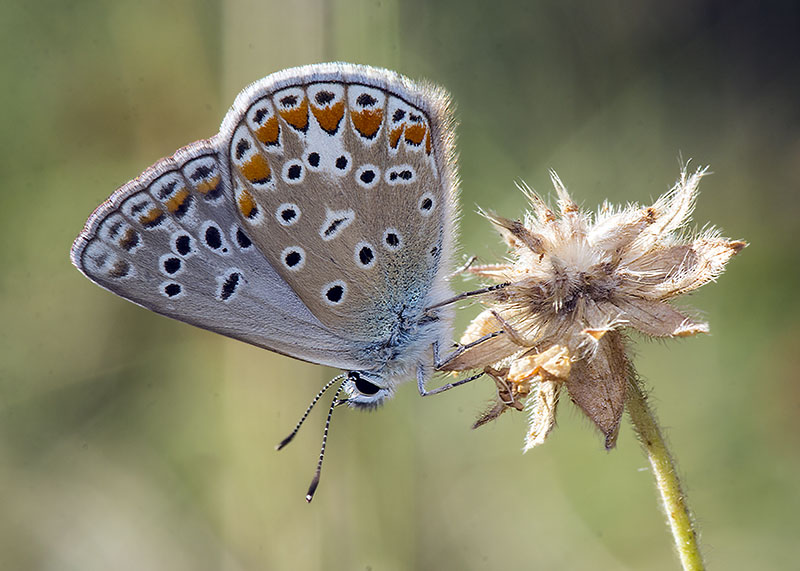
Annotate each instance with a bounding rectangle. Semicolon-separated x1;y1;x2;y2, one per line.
626;378;705;571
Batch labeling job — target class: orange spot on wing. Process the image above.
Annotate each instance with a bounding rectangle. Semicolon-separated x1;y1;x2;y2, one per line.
119;227;139;251
351;108;383;139
195;174;221;195
425;129;432;154
238;189;257;218
255;116;280;145
139;207;164;227
165;187;190;213
279;98;309;131
389;126;404;149
404;124;426;146
108;260;130;278
311;101;344;133
239;153;271;184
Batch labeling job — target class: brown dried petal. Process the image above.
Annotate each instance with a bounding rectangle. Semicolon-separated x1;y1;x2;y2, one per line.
460;308;500;344
486;213;546;254
516;181;555;223
653;237;747;298
633;168;702;252
550;170;579;216
582;297;621;333
472;400;512;429
588;208;652;256
620;244;696;288
443;333;520;372
441;310;521;371
565;332;628;449
472;366;524;429
605;297;709;337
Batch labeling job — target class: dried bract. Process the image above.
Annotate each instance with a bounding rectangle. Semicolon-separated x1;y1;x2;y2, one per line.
446;166;746;450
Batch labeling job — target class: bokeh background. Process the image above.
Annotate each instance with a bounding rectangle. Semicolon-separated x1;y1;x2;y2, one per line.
2;1;798;569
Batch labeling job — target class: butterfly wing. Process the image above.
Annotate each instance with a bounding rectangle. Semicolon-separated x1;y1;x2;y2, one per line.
72;63;458;371
222;63;458;342
71;140;371;370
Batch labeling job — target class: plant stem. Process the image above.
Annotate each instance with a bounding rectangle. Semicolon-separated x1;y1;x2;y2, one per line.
626;378;705;571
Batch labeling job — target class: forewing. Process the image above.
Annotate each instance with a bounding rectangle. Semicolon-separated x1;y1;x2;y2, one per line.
224;63;458;341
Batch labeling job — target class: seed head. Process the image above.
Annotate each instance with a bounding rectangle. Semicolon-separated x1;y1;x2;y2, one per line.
446;166;746;449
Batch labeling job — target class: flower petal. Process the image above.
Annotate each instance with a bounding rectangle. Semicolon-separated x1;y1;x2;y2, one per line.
622;235;746;299
516;179;555;224
589;207;652;256
440;310;521;371
582;297;624;332
484;212;546;255
606;298;709;337
504;345;571;388
633;166;704;252
523;380;560;451
656;235;746;297
619;244;695;289
565;332;628;448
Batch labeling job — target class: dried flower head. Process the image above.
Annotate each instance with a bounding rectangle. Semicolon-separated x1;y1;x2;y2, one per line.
445;166;746;450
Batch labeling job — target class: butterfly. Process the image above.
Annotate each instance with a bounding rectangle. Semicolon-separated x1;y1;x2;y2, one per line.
71;63;491;500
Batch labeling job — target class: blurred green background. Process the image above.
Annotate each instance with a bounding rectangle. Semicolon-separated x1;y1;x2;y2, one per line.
2;1;798;569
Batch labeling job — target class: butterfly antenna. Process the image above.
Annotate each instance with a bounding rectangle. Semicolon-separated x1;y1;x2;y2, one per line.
306;381;345;503
276;374;344;451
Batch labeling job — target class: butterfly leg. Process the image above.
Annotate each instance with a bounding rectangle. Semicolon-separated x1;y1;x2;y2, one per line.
417;363;485;397
433;330;504;370
415;333;502;397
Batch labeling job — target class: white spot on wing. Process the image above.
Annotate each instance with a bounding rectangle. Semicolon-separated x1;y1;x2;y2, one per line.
382;228;403;251
321;280;347;306
281;160;305;184
216;268;244;302
276;203;301;226
355;164;380;189
160;280;185;299
319;209;355;241
158;253;184;277
385;164;416;185
170;231;196;258
280;246;306;271
354;241;376;269
418;192;436;216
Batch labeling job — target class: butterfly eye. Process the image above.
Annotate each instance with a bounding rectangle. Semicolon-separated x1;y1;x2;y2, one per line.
343;371;389;410
351;372;380;395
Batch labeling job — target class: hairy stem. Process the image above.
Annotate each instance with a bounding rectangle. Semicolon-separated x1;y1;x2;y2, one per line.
626;377;705;571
